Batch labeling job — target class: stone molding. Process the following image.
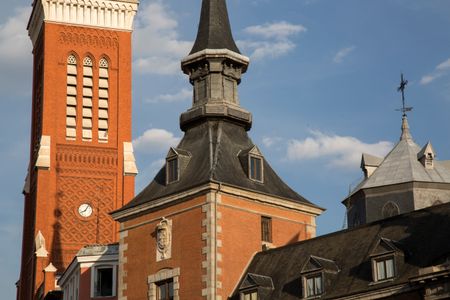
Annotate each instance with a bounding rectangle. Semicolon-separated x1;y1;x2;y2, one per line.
201;192;223;300
155;218;172;261
147;268;180;300
123;142;138;176
28;0;139;46
118;230;128;300
35;135;51;169
35;230;49;258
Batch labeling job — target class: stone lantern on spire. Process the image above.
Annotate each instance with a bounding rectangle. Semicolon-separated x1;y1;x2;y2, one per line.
180;0;252;131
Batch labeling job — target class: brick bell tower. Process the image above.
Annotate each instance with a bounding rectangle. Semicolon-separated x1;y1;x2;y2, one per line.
18;0;139;299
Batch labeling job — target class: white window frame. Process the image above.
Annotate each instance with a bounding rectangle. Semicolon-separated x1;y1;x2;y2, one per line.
90;264;117;298
372;255;396;283
240;289;258;300
302;272;324;298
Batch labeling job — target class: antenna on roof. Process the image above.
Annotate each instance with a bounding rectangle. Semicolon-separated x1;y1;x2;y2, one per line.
396;73;413;117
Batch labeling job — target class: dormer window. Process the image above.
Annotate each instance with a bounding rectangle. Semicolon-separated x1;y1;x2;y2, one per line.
418;142;435;169
301;255;339;299
239;146;265;183
305;273;323;298
374;256;395;281
166;157;179;184
370;237;402;283
238;273;273;300
165;147;192;185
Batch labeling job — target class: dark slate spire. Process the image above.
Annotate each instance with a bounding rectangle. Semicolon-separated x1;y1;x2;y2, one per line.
180;0;251;131
190;0;240;54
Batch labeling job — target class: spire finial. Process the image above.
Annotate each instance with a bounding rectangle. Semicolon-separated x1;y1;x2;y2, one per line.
189;0;240;54
396;73;413;117
400;115;413;141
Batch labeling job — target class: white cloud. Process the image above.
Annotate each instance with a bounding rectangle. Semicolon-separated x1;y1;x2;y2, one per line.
133;128;180;153
239;21;306;60
420;57;450;85
262;136;283;147
0;6;33;97
133;1;192;75
333;46;355;63
239;40;296;60
286;130;393;169
146;88;191;103
244;22;307;40
436;58;450;71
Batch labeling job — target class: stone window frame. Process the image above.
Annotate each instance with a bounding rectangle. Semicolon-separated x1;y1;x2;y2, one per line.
302;271;324;299
90;263;117;298
382;201;400;218
148;268;180;300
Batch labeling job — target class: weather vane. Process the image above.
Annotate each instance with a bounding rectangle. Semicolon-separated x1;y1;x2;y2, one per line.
396;73;413;117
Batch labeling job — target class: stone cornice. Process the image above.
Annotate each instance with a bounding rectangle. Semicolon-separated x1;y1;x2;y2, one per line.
181;49;250;74
111;182;324;222
28;0;139;46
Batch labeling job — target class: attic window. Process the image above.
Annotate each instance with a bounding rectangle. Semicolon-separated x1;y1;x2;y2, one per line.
249;155;263;182
304;273;323;298
373;256;395;282
166;158;178;184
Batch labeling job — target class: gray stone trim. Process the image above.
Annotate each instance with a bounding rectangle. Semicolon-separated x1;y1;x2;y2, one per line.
201;192;222;300
118;230;128;300
148;268;181;300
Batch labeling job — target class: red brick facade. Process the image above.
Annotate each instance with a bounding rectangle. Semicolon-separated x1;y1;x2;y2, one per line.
18;20;135;300
115;185;320;300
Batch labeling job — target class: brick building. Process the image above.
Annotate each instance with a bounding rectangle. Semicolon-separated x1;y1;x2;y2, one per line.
17;0;139;299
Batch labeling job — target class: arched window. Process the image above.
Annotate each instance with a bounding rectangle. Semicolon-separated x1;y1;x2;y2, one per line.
66;55;78;139
82;57;94;141
98;58;109;142
382;202;400;218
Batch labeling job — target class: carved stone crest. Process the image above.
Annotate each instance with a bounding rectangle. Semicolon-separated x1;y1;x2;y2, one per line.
156;218;172;261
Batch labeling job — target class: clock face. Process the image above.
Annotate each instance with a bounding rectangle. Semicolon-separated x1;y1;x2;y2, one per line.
78;203;93;218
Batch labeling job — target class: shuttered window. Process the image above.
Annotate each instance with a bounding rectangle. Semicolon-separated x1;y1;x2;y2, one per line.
66;55;77;139
82;57;93;141
98;58;109;142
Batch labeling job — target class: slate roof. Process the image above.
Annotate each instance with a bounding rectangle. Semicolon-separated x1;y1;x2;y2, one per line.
231;202;450;299
121;120;317;211
350;117;450;194
189;0;241;54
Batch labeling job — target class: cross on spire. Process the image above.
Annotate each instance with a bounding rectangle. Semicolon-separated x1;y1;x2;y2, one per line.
396;73;413;117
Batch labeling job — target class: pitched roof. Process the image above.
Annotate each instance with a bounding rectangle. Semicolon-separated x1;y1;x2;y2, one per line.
189;0;241;54
120;120;318;211
231;202;450;299
350;117;450;194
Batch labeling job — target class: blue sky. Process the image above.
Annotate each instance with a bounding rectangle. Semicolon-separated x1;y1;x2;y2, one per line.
1;0;450;297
